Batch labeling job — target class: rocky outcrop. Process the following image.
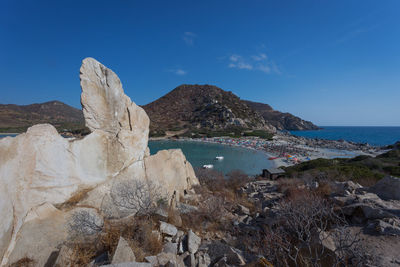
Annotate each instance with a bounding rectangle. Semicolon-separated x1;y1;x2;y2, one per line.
370;176;400;201
243;100;320;131
0;57;198;266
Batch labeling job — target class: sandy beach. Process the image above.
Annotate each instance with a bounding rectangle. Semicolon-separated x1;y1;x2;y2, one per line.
172;134;386;168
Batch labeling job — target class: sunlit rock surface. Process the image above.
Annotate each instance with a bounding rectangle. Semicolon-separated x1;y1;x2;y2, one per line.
0;57;198;265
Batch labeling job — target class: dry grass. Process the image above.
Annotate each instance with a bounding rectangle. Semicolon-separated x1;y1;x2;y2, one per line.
181;169;258;236
67;216;163;265
9;257;36;267
277;177;304;194
69;245;97;267
315;181;334;196
167;207;182;227
56;187;93;210
122;217;163;262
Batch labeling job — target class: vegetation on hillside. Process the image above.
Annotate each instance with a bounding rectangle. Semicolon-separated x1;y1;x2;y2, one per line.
283;142;400;186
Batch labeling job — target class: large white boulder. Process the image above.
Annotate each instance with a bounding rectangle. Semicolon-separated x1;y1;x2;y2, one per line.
144;149;199;201
0;57;198;265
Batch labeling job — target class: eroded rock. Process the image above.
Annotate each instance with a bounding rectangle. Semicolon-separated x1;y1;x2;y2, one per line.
0;57;198;266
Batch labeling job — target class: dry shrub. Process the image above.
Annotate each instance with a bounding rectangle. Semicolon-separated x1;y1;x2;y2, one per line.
185;169;256;235
168;207;182;227
315;181;334;196
257;190;365;266
9;257;35;267
181;194;229;234
67;216;162;265
122;217;162;262
69;244;97;267
277;177;304;194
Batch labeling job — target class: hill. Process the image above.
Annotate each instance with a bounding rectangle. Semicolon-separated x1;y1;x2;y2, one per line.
142;84;276;137
0;101;84;133
243;100;319;131
142;84;319;137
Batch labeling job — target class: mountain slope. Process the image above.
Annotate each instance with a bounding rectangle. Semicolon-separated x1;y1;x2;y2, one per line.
243;100;319;131
0;101;84;132
143;84;276;135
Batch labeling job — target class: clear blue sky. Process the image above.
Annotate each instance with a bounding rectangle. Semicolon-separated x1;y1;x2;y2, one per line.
1;0;399;126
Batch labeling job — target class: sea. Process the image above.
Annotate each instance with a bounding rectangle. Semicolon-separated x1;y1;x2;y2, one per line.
148;140;274;176
290;126;400;146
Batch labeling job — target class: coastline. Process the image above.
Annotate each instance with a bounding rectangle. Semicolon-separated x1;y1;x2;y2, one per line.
149;134;383;169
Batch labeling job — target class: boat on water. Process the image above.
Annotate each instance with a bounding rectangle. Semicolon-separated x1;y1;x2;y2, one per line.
269;157;278;160
215;156;224;160
203;164;214;169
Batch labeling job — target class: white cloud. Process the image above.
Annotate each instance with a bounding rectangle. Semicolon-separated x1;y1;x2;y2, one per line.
251;53;267;61
258;64;271;73
257;61;280;74
229;54;241;62
174;69;187;75
237;62;253;70
183;32;197;45
228;54;253;70
226;52;279;74
168;68;187;75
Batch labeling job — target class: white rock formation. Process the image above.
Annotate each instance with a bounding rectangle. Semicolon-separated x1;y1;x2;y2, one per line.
0;57;198;266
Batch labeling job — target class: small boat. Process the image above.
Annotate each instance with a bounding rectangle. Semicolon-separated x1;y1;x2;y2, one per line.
215;156;224;160
269;157;278;160
203;164;214;169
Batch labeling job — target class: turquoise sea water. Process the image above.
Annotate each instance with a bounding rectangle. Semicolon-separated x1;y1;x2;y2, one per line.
0;134;18;138
148;140;274;175
290;126;400;146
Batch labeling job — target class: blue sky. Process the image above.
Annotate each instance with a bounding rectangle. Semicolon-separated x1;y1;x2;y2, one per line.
1;0;399;126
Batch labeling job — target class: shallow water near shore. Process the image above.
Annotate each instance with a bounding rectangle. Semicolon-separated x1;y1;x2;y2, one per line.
148;140;275;175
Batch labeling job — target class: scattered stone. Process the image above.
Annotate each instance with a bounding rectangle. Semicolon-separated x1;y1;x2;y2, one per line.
101;262;152;267
156;252;184;267
112;237;136;264
173;230;185;243
177;202;198;214
160;221;178;236
163;242;178;254
369;220;400;236
196;251;211;267
182;252;195;267
145;255;158;266
237;204;250;215
187;230;201;254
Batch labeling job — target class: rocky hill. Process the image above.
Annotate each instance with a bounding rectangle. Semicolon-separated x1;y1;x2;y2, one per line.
143;84;319;137
143;84;276;136
243;100;319;131
0;101;84;132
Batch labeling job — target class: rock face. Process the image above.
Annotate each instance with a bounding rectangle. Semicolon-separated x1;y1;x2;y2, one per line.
243;100;320;131
370;176;400;201
0;57;198;266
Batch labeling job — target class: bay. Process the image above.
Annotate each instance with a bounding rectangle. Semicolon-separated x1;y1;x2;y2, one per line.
148;140;274;176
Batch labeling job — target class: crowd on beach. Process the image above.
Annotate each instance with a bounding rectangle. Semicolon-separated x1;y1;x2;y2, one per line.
179;133;385;165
